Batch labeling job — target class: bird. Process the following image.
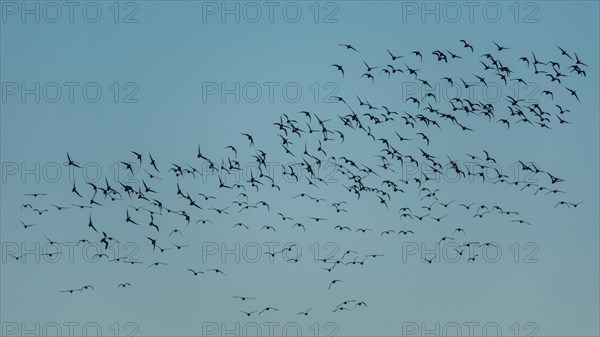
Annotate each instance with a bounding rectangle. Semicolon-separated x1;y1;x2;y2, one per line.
410;50;423;61
71;180;83;198
66;152;81;168
169;229;183;237
459;39;474;52
361;73;375;83
19;220;36;229
574;52;587;66
557;46;572;60
241;133;255;147
50;204;69;211
232;222;249;230
454;228;466;235
437;237;454;245
258;307;279;314
338;44;358;52
328;279;343;290
565;87;581;102
207;269;227;276
87;214;98;233
497;119;510;129
187;269;204;276
363;60;379;72
517;56;530;67
125;209;139;225
333;307;352;312
330;64;344;77
147;262;167;268
171;243;189;250
292;223;306;231
492;41;510;51
298;308;312;316
511;219;532;226
24;193;46;197
239;310;257;317
355;301;367;309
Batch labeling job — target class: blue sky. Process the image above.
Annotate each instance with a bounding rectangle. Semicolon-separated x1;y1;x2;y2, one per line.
1;1;599;336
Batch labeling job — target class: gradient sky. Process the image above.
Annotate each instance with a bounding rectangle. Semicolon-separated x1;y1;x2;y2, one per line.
1;1;599;336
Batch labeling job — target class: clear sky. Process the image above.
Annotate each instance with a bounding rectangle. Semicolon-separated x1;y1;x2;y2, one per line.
1;1;599;336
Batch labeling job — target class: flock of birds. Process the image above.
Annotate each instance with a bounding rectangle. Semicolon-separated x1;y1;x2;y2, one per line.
12;40;588;319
